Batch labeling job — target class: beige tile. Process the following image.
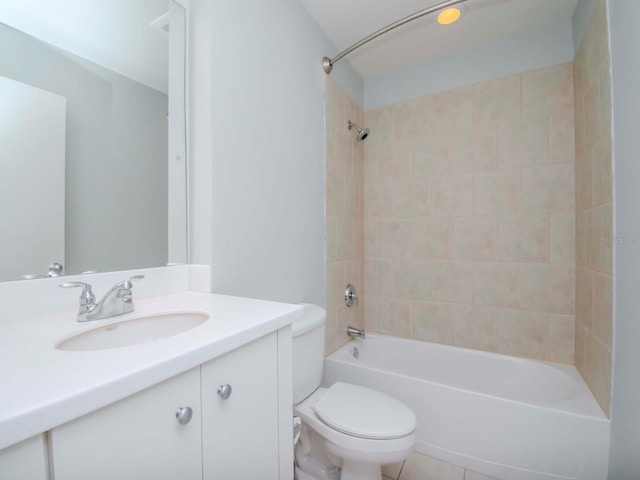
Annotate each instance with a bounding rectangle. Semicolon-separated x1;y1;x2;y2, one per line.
364;179;394;219
364;221;378;258
364;106;393;147
593;272;613;348
576;211;588;267
548;314;575;364
522;164;574;213
585;330;612;415
431;86;474;131
586;203;613;274
334;218;355;261
382;461;405;480
576;149;593;212
464;471;500;480
498;215;548;262
498;116;548;167
453;217;498;261
364;259;393;295
325;78;344;134
592;131;612;206
452;305;497;352
597;64;612;139
399;452;464;480
522;63;573;118
334;131;353;178
326;169;344;217
379;151;412;178
394;95;433;141
584;82;600;148
549;104;575;164
575;318;587;376
392;178;430;219
326;216;337;263
394;260;432;300
474;262;521;309
449;125;498;174
414;301;454;344
412;131;450;178
497;309;549;359
474;169;520;215
324;306;340;355
521;264;575;315
378;297;413;337
363;295;380;332
576;267;594;330
379;221;413;258
574;93;586;155
433;261;475;304
326;261;344;309
432;174;474;216
344;178;361;220
412;219;452;260
550;213;575;264
473;74;521;123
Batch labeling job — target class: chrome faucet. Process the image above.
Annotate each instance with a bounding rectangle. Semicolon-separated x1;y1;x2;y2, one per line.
347;326;365;339
59;275;145;322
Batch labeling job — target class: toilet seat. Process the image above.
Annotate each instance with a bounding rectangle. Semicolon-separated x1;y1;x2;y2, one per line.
315;382;416;440
294;386;416;464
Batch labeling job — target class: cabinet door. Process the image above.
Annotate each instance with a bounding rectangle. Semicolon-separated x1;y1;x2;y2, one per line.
202;333;279;480
0;435;48;480
51;367;201;480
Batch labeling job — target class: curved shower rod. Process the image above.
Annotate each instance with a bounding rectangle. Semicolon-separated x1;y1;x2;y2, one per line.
322;0;469;74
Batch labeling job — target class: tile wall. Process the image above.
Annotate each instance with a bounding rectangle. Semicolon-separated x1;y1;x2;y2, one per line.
363;64;576;362
574;0;613;414
324;77;365;354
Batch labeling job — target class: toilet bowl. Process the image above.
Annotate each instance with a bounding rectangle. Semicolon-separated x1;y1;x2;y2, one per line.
292;305;416;480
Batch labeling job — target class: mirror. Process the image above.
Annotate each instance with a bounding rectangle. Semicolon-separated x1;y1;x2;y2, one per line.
0;0;187;282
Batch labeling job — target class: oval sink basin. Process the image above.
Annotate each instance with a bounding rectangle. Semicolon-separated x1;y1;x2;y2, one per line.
56;312;209;351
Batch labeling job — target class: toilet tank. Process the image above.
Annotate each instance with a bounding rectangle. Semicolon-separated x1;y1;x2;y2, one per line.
292;304;326;405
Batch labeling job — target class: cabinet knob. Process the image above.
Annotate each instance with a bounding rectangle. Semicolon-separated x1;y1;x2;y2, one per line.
175;406;193;425
217;384;232;400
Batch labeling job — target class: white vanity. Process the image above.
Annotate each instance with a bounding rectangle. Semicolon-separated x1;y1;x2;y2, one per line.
0;285;301;480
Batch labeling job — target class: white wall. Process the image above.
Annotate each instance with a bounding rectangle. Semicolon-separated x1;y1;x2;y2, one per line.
364;20;574;109
188;0;363;306
608;1;640;477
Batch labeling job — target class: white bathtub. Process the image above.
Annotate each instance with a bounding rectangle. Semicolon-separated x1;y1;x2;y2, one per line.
323;334;610;480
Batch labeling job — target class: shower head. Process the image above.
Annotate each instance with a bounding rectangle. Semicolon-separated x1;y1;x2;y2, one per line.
348;120;370;142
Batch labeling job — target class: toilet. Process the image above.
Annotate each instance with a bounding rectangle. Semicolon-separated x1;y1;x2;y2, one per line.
292;304;416;480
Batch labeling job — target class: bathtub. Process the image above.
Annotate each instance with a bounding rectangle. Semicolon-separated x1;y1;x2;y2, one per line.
323;334;610;480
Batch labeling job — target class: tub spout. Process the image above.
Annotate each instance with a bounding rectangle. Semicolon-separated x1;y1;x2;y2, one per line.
347;326;365;339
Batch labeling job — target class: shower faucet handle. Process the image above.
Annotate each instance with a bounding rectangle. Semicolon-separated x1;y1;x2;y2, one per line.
345;284;358;307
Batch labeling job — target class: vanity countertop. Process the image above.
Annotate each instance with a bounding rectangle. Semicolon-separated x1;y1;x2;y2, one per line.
0;291;303;450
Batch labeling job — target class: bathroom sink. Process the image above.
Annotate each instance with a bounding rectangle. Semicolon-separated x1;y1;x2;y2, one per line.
56;312;209;351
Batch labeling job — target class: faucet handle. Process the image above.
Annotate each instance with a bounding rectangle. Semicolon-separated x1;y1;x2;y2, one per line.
59;282;96;305
122;274;145;289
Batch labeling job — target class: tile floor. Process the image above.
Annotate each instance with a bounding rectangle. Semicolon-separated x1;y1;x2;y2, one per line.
382;452;499;480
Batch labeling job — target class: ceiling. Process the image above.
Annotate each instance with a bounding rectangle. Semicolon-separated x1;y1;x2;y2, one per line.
299;0;578;80
0;0;171;93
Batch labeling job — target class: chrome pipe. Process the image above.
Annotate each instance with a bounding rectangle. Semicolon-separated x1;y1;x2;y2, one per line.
322;0;468;74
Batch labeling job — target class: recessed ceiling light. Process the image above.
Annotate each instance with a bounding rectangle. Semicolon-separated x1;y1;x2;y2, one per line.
437;6;463;25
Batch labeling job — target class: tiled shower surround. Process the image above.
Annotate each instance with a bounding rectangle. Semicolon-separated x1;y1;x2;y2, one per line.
324;77;365;355
574;0;613;414
363;63;576;364
324;1;613;415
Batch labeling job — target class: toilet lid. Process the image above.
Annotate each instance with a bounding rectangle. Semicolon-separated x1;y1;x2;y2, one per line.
314;382;416;440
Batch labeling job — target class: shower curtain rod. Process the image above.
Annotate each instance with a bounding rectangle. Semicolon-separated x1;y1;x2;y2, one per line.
322;0;468;74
